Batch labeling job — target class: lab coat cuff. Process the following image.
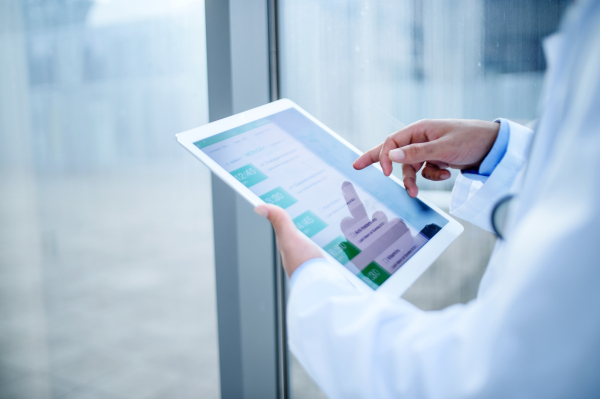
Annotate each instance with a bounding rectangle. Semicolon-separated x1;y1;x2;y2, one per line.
289;257;328;288
288;257;357;296
450;119;534;231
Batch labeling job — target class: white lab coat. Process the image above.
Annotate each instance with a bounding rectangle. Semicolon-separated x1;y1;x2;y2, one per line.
286;1;600;398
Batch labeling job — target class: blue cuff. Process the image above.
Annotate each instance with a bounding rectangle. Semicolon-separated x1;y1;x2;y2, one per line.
289;258;325;288
478;118;509;176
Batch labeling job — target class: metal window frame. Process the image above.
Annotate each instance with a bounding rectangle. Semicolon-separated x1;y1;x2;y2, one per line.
204;0;286;397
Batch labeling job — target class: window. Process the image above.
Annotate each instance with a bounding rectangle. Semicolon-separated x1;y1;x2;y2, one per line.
0;1;218;397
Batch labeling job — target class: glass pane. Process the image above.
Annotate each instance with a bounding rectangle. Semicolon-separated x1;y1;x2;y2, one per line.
279;1;568;397
0;0;217;397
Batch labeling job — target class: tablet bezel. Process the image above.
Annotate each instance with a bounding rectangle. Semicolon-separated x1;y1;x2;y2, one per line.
176;98;463;295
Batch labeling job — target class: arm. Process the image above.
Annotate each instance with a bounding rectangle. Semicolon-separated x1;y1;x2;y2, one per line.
256;189;600;399
286;227;600;399
352;118;533;231
251;119;539;398
255;110;600;396
259;192;600;398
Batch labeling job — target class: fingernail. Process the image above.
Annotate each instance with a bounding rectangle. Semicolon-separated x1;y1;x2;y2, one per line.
441;171;450;179
389;148;405;162
254;206;269;218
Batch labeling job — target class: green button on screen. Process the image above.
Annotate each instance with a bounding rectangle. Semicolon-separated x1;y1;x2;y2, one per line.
360;262;391;286
230;163;268;188
259;186;298;209
293;210;328;238
323;236;360;265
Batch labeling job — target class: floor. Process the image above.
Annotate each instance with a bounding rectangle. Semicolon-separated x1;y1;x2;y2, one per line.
0;161;220;399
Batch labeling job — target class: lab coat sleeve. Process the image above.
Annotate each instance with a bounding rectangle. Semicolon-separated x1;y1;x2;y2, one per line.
287;259;425;398
289;260;484;399
449;119;534;231
288;203;600;399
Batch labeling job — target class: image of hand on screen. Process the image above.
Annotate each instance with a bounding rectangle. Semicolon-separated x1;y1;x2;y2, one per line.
353;119;500;197
339;182;416;274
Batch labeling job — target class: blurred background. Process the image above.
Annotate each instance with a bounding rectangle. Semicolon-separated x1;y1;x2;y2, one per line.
0;0;568;398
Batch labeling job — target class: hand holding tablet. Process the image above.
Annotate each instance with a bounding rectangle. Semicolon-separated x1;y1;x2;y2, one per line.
254;203;324;277
176;99;463;294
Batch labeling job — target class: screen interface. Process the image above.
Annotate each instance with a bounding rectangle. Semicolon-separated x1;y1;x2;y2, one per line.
195;108;447;289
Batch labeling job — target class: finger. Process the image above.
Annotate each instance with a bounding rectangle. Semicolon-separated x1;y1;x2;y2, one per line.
353;143;383;170
379;122;430;176
426;160;450;169
255;204;298;240
341;181;367;220
421;162;451;181
389;140;446;166
379;136;405;176
402;163;419;198
340;216;357;238
371;210;388;224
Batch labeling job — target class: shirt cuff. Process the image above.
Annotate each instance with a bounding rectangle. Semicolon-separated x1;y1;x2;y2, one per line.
460;119;509;178
478;119;510;176
450;119;534;231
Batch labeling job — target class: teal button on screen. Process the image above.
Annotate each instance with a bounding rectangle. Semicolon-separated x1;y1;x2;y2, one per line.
230;163;268;188
293;210;328;238
260;187;298;209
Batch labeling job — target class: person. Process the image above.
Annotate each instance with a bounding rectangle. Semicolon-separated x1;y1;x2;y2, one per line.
254;1;600;397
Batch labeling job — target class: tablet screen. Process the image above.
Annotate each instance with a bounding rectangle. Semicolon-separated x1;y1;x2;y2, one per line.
195;108;447;289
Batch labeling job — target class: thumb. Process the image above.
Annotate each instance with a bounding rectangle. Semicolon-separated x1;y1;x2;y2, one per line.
255;204;297;239
389;141;443;165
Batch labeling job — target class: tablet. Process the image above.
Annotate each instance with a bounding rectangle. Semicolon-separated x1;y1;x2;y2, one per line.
176;99;463;294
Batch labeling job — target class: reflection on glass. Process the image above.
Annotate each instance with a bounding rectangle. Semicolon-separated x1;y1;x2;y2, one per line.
20;0;208;169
